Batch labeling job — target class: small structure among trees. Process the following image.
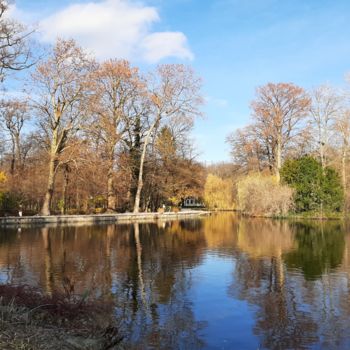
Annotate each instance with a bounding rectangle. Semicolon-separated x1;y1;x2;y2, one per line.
182;197;204;208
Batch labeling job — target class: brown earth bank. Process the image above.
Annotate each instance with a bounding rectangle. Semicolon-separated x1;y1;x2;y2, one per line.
0;284;123;350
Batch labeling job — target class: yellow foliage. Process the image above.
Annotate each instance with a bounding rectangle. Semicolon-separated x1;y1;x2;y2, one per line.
237;219;295;257
0;172;7;183
237;174;293;216
204;174;234;209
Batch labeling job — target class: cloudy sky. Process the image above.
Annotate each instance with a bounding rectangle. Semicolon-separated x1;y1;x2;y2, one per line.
11;0;350;162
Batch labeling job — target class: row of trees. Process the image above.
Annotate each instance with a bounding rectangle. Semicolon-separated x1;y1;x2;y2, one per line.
0;39;204;215
227;81;350;214
1;0;348;216
0;2;205;215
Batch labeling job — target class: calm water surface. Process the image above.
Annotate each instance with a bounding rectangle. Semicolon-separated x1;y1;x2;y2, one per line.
1;213;350;349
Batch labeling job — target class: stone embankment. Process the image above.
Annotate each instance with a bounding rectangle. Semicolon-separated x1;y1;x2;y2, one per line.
0;210;210;227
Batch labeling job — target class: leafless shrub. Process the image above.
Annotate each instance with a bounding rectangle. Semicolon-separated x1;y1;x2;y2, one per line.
237;174;294;216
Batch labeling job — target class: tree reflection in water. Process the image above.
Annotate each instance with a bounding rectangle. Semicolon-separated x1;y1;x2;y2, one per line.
1;215;350;348
233;218;350;349
114;221;207;348
283;221;345;279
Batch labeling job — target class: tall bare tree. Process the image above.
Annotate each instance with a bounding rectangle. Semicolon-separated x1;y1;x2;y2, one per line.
90;59;143;211
310;85;341;169
30;39;95;215
133;64;202;213
0;98;29;173
251;83;310;182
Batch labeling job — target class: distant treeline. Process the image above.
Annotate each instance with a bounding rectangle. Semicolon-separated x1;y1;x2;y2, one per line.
206;82;350;216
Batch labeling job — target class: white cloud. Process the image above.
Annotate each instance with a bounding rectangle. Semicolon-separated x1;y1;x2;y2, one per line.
37;0;193;63
5;3;39;31
141;32;193;63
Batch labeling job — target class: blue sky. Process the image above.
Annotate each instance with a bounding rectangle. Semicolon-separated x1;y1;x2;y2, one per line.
12;0;350;162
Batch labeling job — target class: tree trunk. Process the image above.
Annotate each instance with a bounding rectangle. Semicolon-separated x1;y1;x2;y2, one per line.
61;164;70;215
133;118;159;213
10;135;15;175
76;191;80;213
320;142;325;170
41;154;58;215
128;115;141;211
318;122;326;170
342;148;347;210
133;145;146;213
107;165;116;211
15;133;22;170
41;128;59;216
274;140;282;183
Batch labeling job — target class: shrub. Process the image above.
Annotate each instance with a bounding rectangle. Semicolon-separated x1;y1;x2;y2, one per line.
237;175;294;216
0;191;21;214
281;156;343;213
95;207;106;214
204;174;234;209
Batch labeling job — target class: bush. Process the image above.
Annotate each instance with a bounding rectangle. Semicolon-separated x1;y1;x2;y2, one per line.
281;156;343;213
237;175;294;216
66;208;79;215
0;191;21;214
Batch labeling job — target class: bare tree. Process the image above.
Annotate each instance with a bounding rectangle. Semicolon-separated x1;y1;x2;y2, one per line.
30;39;95;215
310;85;341;169
133;64;203;213
227;125;266;173
334;109;350;195
0;98;29;173
90;59;143;211
0;0;34;82
251;83;310;182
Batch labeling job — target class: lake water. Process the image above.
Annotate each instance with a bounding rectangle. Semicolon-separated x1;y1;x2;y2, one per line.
1;213;350;349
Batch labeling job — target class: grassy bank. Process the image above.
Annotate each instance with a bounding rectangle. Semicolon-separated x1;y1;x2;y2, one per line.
0;285;123;350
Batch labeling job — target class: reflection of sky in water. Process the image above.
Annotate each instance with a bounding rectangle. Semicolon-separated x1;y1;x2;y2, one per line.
191;255;258;349
0;271;10;283
0;214;350;348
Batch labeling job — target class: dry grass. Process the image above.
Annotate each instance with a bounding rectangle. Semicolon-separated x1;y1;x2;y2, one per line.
0;284;123;350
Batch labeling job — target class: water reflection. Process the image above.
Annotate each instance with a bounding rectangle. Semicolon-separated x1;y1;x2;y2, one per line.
284;221;345;280
0;214;350;348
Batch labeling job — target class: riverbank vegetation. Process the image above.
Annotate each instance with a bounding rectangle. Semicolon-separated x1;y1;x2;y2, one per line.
203;174;234;210
0;284;122;350
223;82;350;218
0;0;349;218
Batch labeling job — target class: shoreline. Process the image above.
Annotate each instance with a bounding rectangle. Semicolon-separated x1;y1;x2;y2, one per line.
216;210;346;221
239;214;345;221
0;210;211;227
